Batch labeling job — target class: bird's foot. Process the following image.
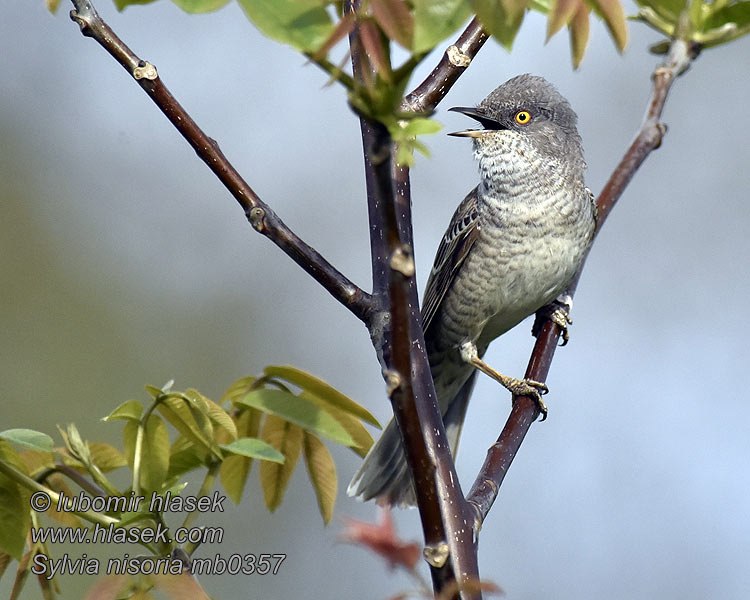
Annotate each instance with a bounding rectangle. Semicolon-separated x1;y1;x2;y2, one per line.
507;377;549;420
458;342;549;420
533;295;573;346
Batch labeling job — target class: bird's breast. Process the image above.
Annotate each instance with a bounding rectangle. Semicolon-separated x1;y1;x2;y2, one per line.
432;185;593;352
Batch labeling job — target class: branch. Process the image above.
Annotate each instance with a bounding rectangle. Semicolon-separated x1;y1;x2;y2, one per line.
401;17;489;113
67;0;374;325
466;38;698;524
347;5;482;597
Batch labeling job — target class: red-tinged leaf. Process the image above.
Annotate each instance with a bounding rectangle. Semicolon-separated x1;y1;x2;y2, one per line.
587;0;627;51
570;3;590;67
359;20;392;82
371;0;415;49
340;509;421;571
311;13;356;61
547;0;581;38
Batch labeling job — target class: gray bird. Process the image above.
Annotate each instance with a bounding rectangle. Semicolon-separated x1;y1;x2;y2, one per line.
348;74;597;507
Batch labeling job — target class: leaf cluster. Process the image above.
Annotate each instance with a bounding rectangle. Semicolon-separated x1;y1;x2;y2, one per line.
634;0;750;51
0;367;376;597
49;0;631;163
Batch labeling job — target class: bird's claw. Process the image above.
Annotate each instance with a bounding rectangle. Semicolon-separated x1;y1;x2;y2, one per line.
533;300;573;346
508;377;549;420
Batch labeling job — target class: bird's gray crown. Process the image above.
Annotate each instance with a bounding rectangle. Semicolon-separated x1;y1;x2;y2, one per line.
479;74;578;138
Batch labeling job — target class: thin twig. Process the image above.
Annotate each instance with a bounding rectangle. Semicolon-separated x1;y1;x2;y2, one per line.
68;0;374;325
466;38;698;524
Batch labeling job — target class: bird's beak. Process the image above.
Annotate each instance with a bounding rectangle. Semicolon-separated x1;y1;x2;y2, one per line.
447;106;505;138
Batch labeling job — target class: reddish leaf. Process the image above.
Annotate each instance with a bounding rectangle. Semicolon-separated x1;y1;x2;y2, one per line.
340;509;420;571
359;20;392;82
311;13;356;61
371;0;415;49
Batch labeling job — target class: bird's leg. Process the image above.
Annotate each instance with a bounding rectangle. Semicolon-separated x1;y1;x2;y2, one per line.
458;341;549;419
533;293;573;346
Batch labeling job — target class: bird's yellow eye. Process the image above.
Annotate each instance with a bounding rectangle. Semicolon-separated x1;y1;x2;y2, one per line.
514;110;531;125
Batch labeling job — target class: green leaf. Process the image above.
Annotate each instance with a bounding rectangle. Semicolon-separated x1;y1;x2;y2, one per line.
123;420;138;470
299;392;373;457
156;394;216;456
547;0;580;38
237;389;355;447
264;365;380;427
0;441;30;560
170;0;231;13
570;2;591;67
0;429;54;453
114;0;160;10
220;409;262;504
237;0;335;53
88;442;127;473
167;435;209;480
185;389;237;442
221;376;257;407
18;450;55;477
413;0;474;54
471;0;529;50
259;415;304;512
302;432;337;525
222;438;285;464
43;474;82;528
140;415;170;493
103;400;143;422
633;0;688;22
705;1;750;30
400;117;443;136
586;0;628;51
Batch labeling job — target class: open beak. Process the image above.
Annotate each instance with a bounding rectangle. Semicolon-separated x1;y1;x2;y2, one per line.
448;106;505;138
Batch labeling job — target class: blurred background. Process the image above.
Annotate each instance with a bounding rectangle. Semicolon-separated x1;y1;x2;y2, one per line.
2;1;749;598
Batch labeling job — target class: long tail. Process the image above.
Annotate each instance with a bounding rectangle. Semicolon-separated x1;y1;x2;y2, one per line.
347;370;478;507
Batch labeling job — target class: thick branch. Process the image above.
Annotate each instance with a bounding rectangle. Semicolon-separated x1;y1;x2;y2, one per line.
466;39;698;523
68;0;374;325
347;4;481;596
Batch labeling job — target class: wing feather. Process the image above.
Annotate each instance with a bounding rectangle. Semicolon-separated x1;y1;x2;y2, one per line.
421;187;481;334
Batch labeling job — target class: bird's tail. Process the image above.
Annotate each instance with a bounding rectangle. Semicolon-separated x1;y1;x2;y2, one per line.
347;370;478;507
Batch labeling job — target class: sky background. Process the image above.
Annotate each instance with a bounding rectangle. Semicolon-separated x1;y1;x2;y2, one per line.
2;1;750;598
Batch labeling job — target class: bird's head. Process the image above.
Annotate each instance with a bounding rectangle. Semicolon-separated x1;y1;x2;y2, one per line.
449;74;584;178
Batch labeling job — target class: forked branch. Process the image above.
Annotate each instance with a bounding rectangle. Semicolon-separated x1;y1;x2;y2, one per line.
68;0;374;325
466;38;699;524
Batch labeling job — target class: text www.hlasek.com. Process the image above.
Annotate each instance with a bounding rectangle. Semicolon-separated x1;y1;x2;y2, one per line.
30;521;222;546
28;489;286;579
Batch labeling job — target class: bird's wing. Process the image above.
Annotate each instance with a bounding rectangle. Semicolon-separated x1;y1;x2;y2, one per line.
421;187;481;334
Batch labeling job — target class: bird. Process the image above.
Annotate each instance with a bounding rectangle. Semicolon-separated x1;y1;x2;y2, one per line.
348;74;597;507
